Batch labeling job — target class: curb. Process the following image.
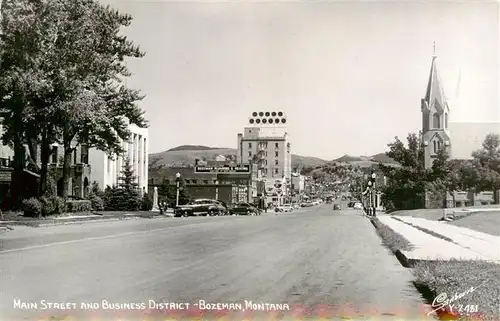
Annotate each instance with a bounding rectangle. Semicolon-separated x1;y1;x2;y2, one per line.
0;215;170;228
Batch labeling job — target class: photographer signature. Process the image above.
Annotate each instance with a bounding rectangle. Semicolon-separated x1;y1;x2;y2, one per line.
427;281;486;316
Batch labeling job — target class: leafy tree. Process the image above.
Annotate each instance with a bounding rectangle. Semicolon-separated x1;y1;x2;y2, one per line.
158;178;191;208
0;0;63;201
0;0;147;201
379;133;427;211
470;133;500;203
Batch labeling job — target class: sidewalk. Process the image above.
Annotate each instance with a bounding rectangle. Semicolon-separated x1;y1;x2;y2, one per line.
377;215;491;266
0;210;173;228
394;216;500;263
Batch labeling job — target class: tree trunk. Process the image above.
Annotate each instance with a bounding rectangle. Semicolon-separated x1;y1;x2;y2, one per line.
61;144;72;199
10;133;25;210
38;137;51;198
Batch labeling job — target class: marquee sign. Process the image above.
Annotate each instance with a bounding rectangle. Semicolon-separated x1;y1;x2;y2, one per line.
194;164;251;174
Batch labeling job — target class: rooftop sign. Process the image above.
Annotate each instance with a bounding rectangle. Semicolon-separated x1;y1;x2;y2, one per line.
194;164;251;174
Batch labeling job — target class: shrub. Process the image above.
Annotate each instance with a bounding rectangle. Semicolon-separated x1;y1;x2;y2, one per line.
103;186;141;211
40;196;56;216
141;192;153;211
51;196;67;214
90;181;104;198
66;200;92;213
88;192;104;211
22;198;42;218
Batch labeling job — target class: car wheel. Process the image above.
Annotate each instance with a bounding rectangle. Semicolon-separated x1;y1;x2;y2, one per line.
209;210;215;216
182;211;189;217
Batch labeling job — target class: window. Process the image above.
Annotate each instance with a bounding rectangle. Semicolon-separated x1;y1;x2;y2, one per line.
433;141;437;153
248;143;252;148
433;113;440;129
445;113;448;128
275;143;279;149
73;149;77;165
248;151;252;157
51;146;58;164
275;160;279;165
192;179;198;184
80;145;89;164
265;160;268;165
275;151;279;157
203;180;208;184
274;168;279;174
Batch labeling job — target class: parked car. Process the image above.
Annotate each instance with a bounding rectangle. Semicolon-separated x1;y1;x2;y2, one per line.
229;202;261;215
174;199;227;217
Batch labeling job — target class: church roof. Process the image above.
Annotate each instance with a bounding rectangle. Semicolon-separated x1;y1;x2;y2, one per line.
424;55;448;111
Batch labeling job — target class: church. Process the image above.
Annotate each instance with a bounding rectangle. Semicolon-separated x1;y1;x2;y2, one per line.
420;47;500;207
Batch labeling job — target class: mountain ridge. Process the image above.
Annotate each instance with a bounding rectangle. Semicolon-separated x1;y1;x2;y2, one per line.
149;145;397;169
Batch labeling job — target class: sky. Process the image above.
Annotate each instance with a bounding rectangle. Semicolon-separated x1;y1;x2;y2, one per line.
102;0;499;160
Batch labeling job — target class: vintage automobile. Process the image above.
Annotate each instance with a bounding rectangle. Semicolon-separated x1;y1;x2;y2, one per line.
174;199;227;217
229;202;261;215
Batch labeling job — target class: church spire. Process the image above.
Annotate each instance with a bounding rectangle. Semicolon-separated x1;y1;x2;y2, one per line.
424;43;446;109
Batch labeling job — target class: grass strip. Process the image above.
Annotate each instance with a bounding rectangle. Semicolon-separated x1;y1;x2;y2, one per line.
413;259;500;320
391;217;454;242
370;217;414;252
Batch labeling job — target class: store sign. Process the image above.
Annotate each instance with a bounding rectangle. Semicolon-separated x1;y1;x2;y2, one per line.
194;164;250;174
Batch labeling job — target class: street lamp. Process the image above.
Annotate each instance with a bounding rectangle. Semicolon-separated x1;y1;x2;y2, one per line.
175;173;181;207
215;180;219;200
371;173;377;217
367;180;373;215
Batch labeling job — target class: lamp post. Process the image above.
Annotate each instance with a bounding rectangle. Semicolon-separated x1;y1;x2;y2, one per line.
367;180;373;215
215;180;219;200
175;173;181;207
371;172;377;217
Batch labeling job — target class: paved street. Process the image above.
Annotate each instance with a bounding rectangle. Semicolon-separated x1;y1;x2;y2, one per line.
1;205;432;320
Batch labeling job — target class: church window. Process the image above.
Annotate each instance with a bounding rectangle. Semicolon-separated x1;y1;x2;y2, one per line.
445;113;448;128
433;141;437;153
433;113;440;129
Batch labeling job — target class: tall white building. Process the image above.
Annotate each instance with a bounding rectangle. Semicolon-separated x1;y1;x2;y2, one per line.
89;123;149;194
237;111;292;206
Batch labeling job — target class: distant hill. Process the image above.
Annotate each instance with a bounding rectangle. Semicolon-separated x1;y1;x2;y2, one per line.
166;145;224;152
149;146;328;169
331;153;397;168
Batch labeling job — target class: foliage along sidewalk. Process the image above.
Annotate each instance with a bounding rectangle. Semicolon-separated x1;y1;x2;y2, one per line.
0;211;170;228
377;215;492;266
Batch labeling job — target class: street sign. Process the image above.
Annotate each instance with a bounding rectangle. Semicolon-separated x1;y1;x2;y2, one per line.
194;164;251;174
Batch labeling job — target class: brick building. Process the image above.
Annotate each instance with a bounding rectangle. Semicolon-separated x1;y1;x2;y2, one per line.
148;160;258;205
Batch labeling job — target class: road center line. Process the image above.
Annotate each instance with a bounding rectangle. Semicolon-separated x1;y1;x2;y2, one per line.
0;223;205;254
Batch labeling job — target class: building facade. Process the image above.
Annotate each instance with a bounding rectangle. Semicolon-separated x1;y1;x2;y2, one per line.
89;123;149;194
421;52;452;169
420;49;498;207
237;111;292;206
148;160;258;206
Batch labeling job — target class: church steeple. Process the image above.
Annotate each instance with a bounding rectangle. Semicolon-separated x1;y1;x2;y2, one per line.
421;43;452;169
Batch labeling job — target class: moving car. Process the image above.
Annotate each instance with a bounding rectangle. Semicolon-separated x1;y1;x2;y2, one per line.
174;199;227;217
229;202;261;215
353;202;363;210
276;204;293;212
